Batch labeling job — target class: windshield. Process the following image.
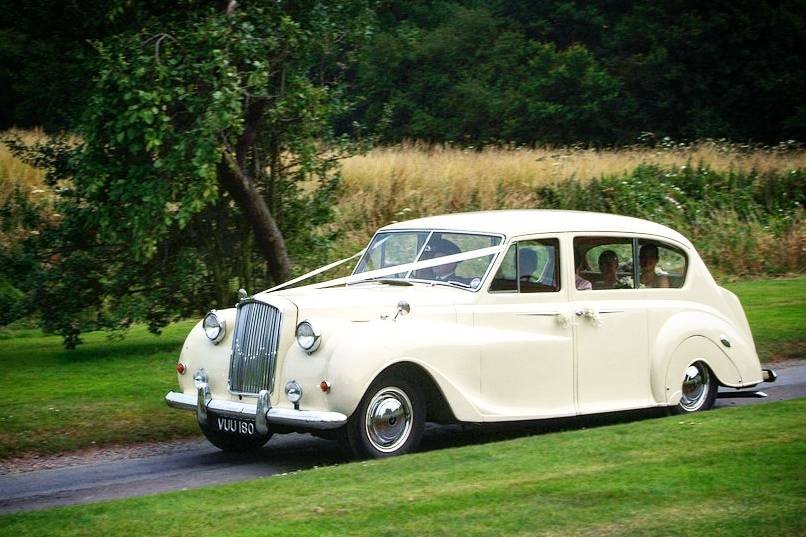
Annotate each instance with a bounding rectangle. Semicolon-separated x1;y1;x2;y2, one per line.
353;230;503;290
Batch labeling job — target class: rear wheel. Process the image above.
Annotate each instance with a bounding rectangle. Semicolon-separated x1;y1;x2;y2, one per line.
672;361;718;414
341;375;425;459
200;419;272;452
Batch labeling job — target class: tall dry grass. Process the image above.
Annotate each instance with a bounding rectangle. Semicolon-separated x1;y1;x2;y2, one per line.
0;129;47;204
343;141;806;189
2;131;803;276
335;142;806;252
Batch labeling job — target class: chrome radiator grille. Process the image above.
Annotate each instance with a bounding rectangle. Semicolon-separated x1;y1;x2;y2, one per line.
228;300;282;395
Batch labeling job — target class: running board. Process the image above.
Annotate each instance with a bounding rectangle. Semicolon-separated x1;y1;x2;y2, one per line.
718;390;768;399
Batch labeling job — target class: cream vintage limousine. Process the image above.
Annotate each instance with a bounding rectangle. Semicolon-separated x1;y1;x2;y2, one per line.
165;210;776;458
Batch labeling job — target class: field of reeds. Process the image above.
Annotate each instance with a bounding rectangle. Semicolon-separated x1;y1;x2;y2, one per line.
0;129;46;199
334;142;806;278
2;131;804;278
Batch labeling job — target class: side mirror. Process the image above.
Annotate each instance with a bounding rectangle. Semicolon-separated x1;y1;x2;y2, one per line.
394;300;411;320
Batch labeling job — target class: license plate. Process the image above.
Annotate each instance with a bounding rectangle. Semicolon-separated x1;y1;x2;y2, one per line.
215;415;257;436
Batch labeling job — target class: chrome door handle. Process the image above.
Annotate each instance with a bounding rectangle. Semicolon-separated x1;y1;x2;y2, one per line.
515;311;569;328
575;308;602;326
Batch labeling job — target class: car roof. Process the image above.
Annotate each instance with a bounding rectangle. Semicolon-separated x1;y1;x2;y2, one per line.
380;210;692;248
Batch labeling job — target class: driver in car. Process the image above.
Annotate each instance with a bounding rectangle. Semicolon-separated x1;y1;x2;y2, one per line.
428;238;463;282
413;238;474;286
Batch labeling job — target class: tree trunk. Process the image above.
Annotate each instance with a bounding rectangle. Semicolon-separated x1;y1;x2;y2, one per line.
219;158;291;285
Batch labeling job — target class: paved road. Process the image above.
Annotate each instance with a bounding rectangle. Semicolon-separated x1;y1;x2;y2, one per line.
1;360;804;515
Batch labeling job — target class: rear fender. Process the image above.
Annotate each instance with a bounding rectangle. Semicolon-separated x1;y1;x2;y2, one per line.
664;336;741;405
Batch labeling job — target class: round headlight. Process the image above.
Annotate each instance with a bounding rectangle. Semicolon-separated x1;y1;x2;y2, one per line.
203;311;226;344
285;380;303;403
295;320;321;353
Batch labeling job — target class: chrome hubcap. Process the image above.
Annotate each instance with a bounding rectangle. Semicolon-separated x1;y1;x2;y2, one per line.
680;362;710;411
365;387;413;453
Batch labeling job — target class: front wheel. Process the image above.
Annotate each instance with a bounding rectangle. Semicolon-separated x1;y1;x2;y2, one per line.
341;375;425;459
672;361;718;414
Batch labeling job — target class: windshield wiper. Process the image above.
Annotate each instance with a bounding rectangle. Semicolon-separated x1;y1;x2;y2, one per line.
434;280;472;289
377;278;414;286
350;278;414;286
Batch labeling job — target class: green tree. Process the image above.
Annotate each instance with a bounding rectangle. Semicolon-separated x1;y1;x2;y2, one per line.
3;1;373;347
355;4;621;144
82;1;371;283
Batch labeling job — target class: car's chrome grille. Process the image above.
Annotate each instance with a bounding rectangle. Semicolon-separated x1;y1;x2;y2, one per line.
228;300;282;395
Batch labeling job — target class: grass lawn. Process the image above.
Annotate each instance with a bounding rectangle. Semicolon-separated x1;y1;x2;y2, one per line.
0;277;803;461
724;277;806;361
0;322;199;459
1;399;804;536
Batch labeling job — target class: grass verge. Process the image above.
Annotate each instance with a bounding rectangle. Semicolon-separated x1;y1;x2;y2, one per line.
0;277;802;461
0;322;198;460
1;399;804;536
724;277;806;361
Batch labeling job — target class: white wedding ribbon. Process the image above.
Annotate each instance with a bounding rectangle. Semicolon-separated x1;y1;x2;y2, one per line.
265;244;505;293
265;249;366;293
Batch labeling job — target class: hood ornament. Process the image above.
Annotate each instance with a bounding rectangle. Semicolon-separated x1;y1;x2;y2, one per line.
238;288;248;301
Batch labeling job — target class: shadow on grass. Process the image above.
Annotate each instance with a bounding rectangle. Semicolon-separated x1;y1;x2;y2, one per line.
418;407;670;453
227;407;672;468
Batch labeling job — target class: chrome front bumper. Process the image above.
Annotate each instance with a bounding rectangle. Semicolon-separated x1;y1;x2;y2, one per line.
165;389;347;432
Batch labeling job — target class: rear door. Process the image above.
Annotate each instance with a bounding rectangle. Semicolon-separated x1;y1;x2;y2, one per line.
570;235;652;414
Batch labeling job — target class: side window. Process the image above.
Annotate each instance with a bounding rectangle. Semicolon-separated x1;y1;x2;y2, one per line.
489;239;561;293
638;239;687;289
573;236;689;290
574;237;635;290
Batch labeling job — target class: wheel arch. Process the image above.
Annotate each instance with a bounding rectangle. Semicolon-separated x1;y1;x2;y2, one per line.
660;335;742;405
371;361;458;424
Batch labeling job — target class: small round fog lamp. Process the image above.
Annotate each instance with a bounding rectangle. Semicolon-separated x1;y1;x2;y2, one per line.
285;380;303;403
193;369;209;390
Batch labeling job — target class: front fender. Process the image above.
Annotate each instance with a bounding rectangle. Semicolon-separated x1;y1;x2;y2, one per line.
323;318;483;422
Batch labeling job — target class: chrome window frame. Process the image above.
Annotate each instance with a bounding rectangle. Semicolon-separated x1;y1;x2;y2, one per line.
487;237;563;294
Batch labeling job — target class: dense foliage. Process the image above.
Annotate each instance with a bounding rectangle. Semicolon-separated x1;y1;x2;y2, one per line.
1;1;372;347
347;0;805;144
0;1;803;346
3;0;804;144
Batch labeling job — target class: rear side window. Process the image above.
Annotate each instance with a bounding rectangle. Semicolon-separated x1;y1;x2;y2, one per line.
573;236;688;290
489;239;561;293
574;237;634;290
638;239;688;289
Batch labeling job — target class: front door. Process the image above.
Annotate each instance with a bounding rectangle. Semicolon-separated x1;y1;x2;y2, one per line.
475;237;575;420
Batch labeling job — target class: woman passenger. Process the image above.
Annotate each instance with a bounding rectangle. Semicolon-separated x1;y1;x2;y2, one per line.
598;250;619;288
639;244;670;288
